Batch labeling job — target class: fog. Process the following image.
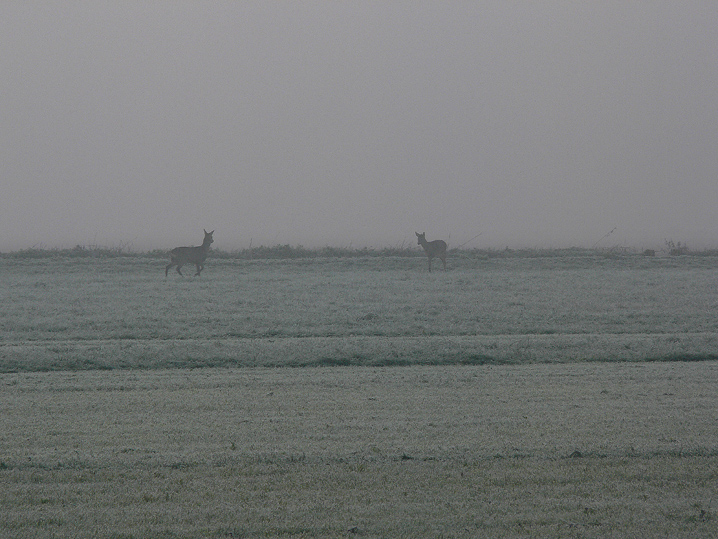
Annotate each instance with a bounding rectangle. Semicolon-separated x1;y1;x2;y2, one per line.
2;2;717;252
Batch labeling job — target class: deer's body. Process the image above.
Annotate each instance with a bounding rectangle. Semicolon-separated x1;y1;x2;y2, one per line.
165;230;214;276
416;232;447;272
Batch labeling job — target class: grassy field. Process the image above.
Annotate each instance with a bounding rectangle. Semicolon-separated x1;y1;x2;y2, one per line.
1;254;717;537
2;364;717;538
2;254;718;371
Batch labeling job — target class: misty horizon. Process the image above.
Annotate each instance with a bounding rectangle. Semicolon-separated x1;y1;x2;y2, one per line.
2;3;717;253
1;230;706;255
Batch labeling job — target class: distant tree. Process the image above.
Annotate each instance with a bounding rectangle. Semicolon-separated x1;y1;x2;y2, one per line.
665;239;689;256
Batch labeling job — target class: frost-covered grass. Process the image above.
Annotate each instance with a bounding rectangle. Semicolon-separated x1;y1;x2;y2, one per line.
3;256;718;537
1;364;717;538
2;255;718;371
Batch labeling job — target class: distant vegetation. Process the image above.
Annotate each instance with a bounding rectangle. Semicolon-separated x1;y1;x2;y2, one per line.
3;242;718;260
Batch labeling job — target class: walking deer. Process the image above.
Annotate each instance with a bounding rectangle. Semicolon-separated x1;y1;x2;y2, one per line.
416;232;447;272
165;230;214;276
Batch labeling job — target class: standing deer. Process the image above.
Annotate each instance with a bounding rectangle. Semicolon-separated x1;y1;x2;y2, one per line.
415;232;447;272
165;230;214;276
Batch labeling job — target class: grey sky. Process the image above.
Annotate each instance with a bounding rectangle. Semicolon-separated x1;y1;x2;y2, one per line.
2;2;717;252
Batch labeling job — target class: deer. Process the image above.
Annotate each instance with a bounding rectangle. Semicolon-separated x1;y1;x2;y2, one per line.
415;232;447;272
165;230;214;276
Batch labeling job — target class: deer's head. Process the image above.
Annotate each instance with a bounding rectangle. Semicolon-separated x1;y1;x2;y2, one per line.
203;229;214;247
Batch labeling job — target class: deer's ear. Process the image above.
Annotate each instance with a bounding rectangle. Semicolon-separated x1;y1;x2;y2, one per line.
415;232;419;237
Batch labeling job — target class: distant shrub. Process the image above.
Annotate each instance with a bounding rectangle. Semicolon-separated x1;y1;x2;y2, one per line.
665;239;689;256
211;244;423;260
3;242;136;259
6;242;718;260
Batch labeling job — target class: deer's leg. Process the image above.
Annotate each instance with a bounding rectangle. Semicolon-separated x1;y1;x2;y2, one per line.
428;256;432;272
165;263;174;276
441;254;446;270
176;264;184;276
195;263;203;276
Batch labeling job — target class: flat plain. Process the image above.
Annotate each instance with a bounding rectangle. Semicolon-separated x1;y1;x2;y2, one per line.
1;253;717;537
3;254;718;370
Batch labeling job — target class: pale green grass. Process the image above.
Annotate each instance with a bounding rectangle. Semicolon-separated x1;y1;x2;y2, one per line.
2;256;718;371
1;364;717;538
